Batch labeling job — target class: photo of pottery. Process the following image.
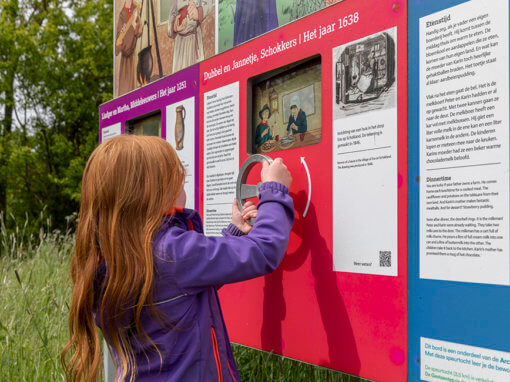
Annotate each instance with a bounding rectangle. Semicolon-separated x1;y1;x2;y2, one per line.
174;105;186;150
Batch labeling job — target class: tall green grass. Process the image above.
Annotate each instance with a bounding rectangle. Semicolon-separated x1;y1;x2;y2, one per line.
232;344;363;381
0;216;365;381
0;215;73;381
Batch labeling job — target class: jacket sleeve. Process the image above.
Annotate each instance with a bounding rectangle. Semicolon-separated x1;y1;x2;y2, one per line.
286;116;293;132
156;182;294;293
297;112;307;132
255;124;263;145
221;223;245;237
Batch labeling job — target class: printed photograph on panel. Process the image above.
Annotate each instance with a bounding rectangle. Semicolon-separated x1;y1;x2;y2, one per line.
218;0;324;53
166;97;195;152
115;0;216;97
166;96;196;209
333;27;396;119
251;57;321;154
126;111;162;136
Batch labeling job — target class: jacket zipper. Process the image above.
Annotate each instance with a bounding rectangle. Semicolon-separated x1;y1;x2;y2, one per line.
152;293;188;306
210;326;223;382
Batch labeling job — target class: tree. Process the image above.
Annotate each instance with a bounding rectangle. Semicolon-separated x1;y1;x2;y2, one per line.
0;0;19;218
0;0;113;237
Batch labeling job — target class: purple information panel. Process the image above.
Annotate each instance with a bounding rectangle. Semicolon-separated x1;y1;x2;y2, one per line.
99;64;200;210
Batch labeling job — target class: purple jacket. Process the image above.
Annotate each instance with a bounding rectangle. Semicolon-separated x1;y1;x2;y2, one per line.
95;182;294;381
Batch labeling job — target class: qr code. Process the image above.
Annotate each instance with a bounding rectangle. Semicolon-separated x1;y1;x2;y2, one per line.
379;251;392;267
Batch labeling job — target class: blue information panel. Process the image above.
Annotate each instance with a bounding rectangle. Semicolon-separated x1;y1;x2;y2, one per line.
409;0;510;381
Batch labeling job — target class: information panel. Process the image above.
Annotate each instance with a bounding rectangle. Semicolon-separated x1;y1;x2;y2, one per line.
419;0;509;285
203;82;240;236
200;1;408;380
332;28;399;276
409;0;510;380
421;337;510;381
99;65;200;210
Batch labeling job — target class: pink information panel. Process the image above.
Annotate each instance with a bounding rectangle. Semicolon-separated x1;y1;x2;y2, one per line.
199;1;408;381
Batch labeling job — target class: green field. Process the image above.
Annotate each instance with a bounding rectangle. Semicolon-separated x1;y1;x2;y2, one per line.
0;223;363;381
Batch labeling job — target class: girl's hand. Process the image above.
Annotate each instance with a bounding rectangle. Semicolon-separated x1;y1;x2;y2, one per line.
232;199;258;234
261;158;292;189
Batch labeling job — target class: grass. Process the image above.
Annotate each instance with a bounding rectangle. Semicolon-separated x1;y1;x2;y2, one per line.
232;344;362;381
0;217;73;381
0;218;364;381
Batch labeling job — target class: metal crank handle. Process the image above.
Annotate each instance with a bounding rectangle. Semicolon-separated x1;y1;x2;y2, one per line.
235;154;274;225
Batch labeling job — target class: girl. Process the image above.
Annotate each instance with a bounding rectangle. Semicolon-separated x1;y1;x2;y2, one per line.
61;135;293;381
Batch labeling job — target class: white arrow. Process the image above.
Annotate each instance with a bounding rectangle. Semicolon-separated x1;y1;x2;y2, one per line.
300;157;311;218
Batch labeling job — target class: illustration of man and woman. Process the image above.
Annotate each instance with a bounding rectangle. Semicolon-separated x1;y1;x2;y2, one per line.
168;0;213;73
116;0;142;96
287;95;307;139
255;104;274;147
256;95;308;149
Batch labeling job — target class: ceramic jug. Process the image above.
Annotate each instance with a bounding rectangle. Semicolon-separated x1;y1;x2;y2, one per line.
175;105;186;150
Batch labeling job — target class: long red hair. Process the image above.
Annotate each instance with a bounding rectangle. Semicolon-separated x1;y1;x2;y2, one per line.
61;135;185;381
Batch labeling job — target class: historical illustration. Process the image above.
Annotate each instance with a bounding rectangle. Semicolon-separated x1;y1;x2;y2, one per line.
167;0;214;73
252;58;321;153
333;28;397;119
115;0;216;97
282;84;314;123
116;0;143;96
218;0;324;53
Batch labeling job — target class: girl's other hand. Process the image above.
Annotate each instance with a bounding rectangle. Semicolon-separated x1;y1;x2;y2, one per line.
232;199;257;234
261;158;292;189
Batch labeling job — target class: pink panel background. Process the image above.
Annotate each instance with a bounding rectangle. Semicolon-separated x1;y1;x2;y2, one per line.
199;1;408;381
